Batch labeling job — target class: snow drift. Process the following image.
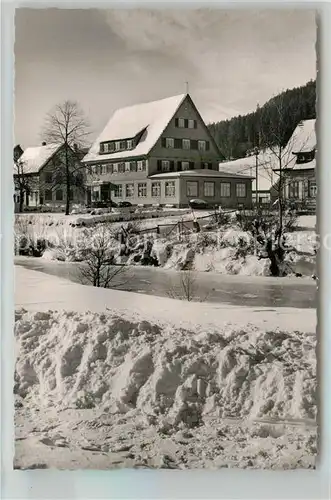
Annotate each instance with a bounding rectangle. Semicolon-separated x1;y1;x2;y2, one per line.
15;309;316;426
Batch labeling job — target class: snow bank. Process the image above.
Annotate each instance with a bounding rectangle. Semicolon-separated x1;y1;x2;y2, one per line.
15;309;316;427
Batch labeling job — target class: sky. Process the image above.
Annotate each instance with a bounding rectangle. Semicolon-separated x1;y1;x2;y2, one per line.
15;8;316;148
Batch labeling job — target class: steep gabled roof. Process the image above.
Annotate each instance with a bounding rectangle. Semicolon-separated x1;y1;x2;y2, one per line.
15;143;62;174
290;119;316;154
83;94;187;163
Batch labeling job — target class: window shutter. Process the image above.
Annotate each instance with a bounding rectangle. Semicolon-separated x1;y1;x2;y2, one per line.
174;138;181;149
191;140;198;150
189;161;195;170
170;160;175;171
177;161;182;171
157;160;162;172
208;163;212;169
206;141;210;151
184;119;188;128
175;118;179;127
161;137;166;148
194;120;197;129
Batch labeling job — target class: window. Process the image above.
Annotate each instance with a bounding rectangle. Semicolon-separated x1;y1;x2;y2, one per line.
45;189;52;201
188;119;195;129
130;161;137;172
165;137;174;148
204;182;215;197
182;161;190;171
165;181;175;197
137;160;146;171
309;180;317;197
115;141;121;151
138;183;147;197
45;172;52;184
183;139;190;150
107;164;112;174
178;118;185;128
198;140;206;152
102;165;107;175
103;143;109;153
55;172;63;184
289;182;299;198
120;141;126;150
109;142;115;153
161;160;170;172
113;184;122;197
151;182;161;197
125;162;130;172
125;183;134;197
113;163;118;173
118;162;125;173
127;139;133;149
186;181;198;197
55;189;63;201
221;182;231;197
236;183;246;198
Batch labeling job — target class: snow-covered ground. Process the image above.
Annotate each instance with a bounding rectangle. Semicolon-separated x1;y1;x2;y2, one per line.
15;213;317;277
14;267;317;470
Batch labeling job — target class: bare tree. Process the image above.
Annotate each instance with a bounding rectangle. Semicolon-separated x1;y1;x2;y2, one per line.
42;100;90;215
167;270;206;302
77;225;129;288
14;157;32;213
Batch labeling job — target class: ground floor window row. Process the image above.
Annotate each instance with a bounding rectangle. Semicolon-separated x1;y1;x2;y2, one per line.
157;160;213;172
89;160;148;176
13;187;74;204
186;181;247;198
110;180;248;200
112;181;177;199
284;179;317;199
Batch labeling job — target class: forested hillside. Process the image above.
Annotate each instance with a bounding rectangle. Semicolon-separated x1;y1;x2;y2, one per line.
208;80;316;161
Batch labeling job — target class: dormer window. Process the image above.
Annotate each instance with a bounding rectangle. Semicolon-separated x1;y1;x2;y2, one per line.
100;137;138;155
296;150;315;164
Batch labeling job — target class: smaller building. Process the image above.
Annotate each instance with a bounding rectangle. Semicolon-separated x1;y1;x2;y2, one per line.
272;119;316;211
13;142;86;211
219;150;277;206
149;169;252;208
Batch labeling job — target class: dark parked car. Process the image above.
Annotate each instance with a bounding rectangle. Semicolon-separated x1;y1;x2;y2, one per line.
189;198;209;210
117;201;133;207
91;200;118;209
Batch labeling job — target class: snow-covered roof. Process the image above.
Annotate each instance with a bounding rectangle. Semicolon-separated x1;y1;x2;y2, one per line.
15;143;62;174
290;158;316;171
150;169;252;180
290;119;316;154
219;149;286;192
83;94;187;163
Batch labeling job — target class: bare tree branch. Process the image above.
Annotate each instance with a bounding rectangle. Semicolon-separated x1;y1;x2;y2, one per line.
42;100;90;215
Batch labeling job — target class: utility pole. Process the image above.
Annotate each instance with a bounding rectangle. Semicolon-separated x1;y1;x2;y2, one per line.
255;147;259;208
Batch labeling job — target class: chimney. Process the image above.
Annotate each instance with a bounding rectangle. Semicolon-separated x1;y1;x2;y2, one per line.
42;141;47;146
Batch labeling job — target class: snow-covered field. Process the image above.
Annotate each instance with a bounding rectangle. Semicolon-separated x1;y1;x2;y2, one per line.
14;267;317;470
